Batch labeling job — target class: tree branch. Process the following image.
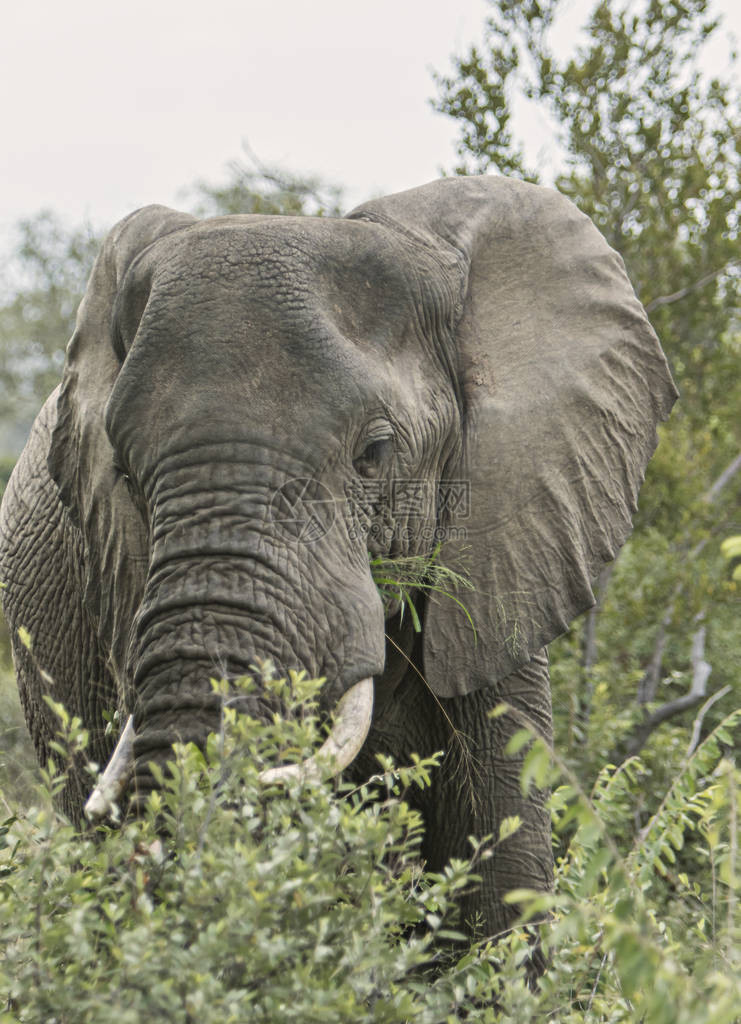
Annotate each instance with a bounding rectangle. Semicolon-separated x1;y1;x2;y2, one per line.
636;609;671;705
624;619;714;760
637;450;741;704
582;563;615;674
237;139;343;213
577;563;616;730
686;685;732;758
704;452;741;504
645;260;739;313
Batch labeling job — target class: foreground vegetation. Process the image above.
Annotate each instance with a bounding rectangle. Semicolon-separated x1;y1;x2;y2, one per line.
0;675;738;1023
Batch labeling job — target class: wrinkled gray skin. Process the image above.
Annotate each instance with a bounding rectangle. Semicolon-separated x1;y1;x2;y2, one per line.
0;176;677;938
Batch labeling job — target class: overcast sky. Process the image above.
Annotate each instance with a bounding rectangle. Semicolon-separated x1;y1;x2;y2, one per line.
2;0;739;239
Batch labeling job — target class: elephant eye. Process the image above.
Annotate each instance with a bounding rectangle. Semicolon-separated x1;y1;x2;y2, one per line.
112;452;131;483
354;437;393;479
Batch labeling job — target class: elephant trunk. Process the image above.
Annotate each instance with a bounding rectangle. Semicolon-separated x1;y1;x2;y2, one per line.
123;556;314;809
92;486;384;816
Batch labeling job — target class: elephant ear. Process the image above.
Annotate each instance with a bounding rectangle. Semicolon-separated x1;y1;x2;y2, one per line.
348;176;677;697
48;206;195;651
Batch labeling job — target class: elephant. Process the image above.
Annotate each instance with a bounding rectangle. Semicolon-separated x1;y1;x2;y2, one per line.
0;175;677;939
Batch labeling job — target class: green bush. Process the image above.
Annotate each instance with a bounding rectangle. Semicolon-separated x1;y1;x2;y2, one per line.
537;711;741;1023
0;625;39;811
0;676;738;1023
0;676;507;1023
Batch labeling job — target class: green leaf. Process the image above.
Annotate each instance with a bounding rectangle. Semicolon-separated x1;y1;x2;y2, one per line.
520;739;552;795
498;815;522;841
504;728;532;756
16;626;32;650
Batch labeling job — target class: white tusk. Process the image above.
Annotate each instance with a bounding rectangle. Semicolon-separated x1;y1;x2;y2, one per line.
83;677;374;818
84;714;136;821
259;677;374;785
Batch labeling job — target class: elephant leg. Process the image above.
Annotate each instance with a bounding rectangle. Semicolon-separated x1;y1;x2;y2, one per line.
0;398;116;821
356;649;553;941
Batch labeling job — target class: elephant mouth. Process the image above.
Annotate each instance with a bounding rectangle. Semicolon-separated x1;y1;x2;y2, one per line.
84;677;375;821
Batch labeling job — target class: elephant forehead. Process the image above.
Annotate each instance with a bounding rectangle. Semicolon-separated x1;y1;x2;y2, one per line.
106;218;454;459
139;215;452;341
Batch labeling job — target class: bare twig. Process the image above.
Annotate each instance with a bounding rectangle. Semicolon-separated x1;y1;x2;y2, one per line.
637;451;741;705
586;952;610;1013
645;260;739;313
705;452;741;504
688;622;712;696
686;685;732;757
237;139;343;214
727;759;738;950
636;609;671;705
578;562;616;728
583;564;615;673
625;618;713;759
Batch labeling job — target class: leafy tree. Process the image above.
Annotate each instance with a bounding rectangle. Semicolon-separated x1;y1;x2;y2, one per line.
187;143;344;218
0;212;101;454
433;0;740;796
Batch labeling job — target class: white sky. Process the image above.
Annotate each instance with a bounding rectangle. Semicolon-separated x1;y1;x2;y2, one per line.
1;0;739;238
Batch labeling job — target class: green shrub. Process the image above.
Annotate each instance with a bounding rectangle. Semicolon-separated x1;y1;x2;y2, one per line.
0;646;38;811
0;676;508;1023
515;710;741;1024
0;677;738;1023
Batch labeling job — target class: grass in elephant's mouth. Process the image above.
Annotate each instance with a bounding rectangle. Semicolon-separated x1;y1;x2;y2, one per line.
370;549;485;812
369;547;476;638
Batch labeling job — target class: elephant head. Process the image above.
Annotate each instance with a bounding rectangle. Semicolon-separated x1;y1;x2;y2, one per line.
5;176;676;837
